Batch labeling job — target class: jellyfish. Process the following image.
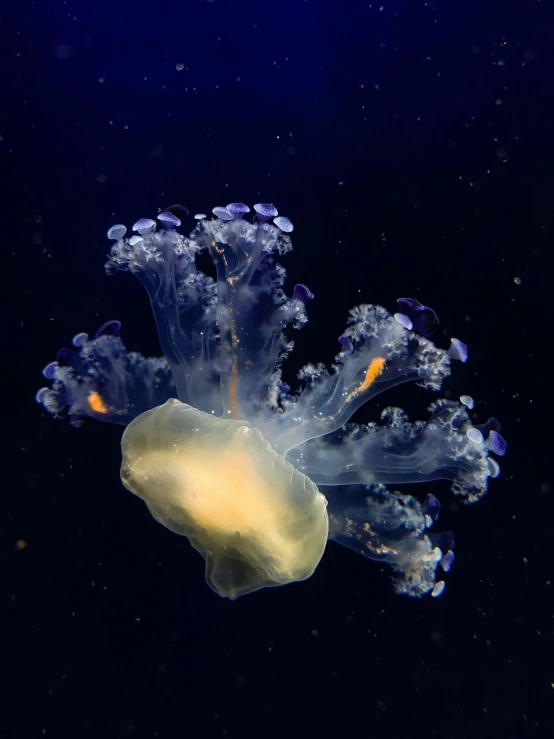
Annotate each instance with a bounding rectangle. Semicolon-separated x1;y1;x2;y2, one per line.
37;202;506;599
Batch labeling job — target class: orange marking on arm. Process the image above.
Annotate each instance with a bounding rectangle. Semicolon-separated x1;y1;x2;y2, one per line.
359;356;386;393
88;391;109;414
344;356;386;404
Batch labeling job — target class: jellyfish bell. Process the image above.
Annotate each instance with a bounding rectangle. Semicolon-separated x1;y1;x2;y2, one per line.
121;399;328;599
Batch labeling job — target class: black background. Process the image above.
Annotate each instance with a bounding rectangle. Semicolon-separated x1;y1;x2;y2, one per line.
1;1;552;737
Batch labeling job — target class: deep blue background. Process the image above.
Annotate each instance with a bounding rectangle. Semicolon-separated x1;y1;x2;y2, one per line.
2;1;553;738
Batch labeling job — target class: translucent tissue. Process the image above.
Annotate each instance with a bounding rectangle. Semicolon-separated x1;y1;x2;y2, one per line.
37;202;506;599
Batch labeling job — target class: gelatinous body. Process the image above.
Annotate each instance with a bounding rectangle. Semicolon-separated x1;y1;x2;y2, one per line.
37;202;506;598
121;399;328;599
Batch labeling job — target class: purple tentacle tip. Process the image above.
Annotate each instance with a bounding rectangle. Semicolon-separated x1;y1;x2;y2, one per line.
449;337;468;363
338;335;354;354
226;202;250;219
42;361;58;380
477;417;507;456
440;550;455;573
253;202;278;218
396;297;439;337
95;320;122;338
423;493;441;521
487;430;507;457
158;211;181;228
293;284;314;303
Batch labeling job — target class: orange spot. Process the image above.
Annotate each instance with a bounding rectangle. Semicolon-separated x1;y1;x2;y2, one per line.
88;391;109;414
15;539;27;551
345;356;386;404
359;356;386;393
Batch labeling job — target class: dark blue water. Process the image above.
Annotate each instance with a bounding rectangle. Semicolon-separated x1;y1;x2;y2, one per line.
2;1;552;737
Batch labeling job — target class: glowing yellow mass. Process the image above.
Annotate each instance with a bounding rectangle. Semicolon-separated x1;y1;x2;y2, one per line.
120;399;329;600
